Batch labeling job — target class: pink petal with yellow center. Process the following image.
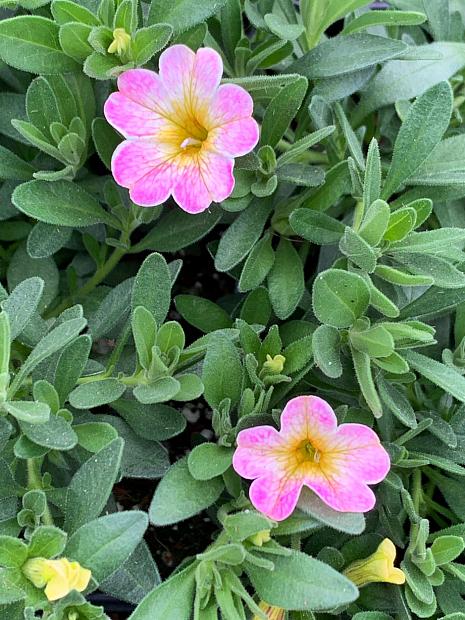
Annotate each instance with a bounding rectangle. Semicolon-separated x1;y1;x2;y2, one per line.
104;91;167;138
233;426;288;479
111;139;176;206
208;84;255;125
327;424;391;484
249;474;303;522
279;396;338;444
116;68;174;118
172;150;234;213
208;118;259;158
304;469;377;513
159;45;222;110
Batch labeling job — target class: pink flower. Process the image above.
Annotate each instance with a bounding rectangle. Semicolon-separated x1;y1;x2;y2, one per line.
104;44;259;214
233;396;390;521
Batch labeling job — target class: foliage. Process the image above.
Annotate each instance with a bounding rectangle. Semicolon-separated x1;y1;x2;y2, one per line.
1;0;465;619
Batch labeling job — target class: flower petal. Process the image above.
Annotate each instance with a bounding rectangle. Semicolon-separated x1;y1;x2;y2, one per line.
116;68;172;116
305;469;377;513
233;426;287;479
172;150;234;213
104;92;167;138
208;117;259;158
327;424;391;484
279;396;338;444
158;44;196;101
208;84;255;126
250;474;303;521
112;139;176;206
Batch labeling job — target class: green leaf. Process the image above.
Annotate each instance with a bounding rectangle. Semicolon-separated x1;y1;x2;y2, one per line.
351;346;382;417
149;457;223;526
350;325;394;359
64;438;124;533
59;22;93;62
392;253;465;289
69;379;126;409
312;325;342;378
404;350;465;404
382;81;452;199
28;525;67;559
215;197;273;272
202;334;243;408
51;0;99;25
239;232;275;292
0;16;79;74
268;238;305;320
291;33;407;79
148;0;227;34
12;318;86;393
363;139;382;211
384;208;417;242
342;10;426;35
4;401;49;425
2;277;44;341
312;269;370;328
355;42;465;122
134;377;180;405
21;413;77;450
240;287;272;325
132;253;171;326
13;180;115;227
132;24;173;65
112;400;186;441
297;488;365;534
53;335;91;406
431;536;465;566
75;422;118;452
377;376;417;429
174;374;204;401
128;564;196;620
27;223;72;259
246;548;358;610
0;146;34;181
175;295;232;333
399;286;465;321
131;207;222;253
290;209;345;245
260;77;307;148
188;443;233;480
0;537;28;567
66;511;148;583
339;228;377;272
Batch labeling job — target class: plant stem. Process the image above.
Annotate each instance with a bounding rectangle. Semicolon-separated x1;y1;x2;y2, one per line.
45;246;127;318
27;458;54;526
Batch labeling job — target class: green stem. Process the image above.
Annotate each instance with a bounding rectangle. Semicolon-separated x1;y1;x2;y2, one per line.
27;458;54;526
45;246;127;318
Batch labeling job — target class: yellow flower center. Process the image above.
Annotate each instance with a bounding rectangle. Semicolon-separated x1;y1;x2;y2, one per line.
179;119;209;151
296;439;321;464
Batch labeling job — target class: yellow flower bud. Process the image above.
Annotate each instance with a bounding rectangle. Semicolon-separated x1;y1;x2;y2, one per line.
248;529;271;547
263;354;286;374
23;557;91;602
253;601;285;620
108;28;131;56
343;539;405;588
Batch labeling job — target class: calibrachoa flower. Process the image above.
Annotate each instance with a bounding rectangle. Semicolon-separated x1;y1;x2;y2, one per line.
23;557;91;602
343;538;406;587
104;44;259;214
232;395;390;521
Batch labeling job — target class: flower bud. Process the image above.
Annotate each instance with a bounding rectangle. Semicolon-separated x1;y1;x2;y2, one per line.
263;354;286;374
343;539;405;587
248;529;271;547
23;557;91;601
108;28;131;56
